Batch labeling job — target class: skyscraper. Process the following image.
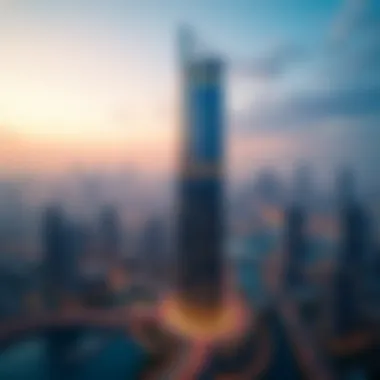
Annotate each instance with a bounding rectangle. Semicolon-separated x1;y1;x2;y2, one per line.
65;221;87;295
159;30;249;345
283;205;307;291
332;169;371;336
176;33;225;310
283;167;309;293
293;163;313;208
42;205;81;379
99;205;122;263
42;204;67;310
140;217;167;282
42;205;83;309
336;166;356;208
254;168;283;206
328;168;378;380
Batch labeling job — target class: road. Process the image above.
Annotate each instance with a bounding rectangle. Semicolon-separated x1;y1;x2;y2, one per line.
263;252;335;380
0;305;156;351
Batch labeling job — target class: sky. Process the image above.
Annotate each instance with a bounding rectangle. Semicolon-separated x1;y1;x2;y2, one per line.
0;0;379;187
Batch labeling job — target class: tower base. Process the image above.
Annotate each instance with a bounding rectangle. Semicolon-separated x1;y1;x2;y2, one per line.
158;292;251;345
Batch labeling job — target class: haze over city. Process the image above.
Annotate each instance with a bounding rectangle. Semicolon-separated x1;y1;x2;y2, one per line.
0;1;379;380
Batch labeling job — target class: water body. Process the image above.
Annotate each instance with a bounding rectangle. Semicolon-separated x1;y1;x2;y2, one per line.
0;329;148;380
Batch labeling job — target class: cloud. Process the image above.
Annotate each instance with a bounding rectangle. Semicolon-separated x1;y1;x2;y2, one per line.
234;0;380;132
234;85;380;132
329;0;367;45
328;0;380;53
235;0;377;83
326;0;380;94
235;43;307;80
229;0;380;187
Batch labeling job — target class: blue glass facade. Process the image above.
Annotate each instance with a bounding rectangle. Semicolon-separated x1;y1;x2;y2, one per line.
186;62;223;164
177;57;225;307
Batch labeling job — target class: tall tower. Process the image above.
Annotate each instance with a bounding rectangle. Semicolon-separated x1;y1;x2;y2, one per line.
177;48;225;310
140;218;166;282
326;169;377;378
42;204;67;310
159;28;248;344
283;205;307;291
332;168;370;336
283;166;309;293
99;205;122;263
42;205;82;379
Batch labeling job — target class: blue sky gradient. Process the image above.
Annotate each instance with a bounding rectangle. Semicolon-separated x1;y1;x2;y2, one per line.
0;0;379;187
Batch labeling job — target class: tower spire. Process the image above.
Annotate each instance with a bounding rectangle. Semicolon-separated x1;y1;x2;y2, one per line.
178;25;195;68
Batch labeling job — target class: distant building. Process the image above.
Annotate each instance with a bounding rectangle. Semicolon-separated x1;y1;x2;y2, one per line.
332;205;371;336
42;205;82;309
64;221;88;293
140;218;167;282
363;245;380;322
98;205;122;263
292;162;314;208
41;205;83;378
254;169;283;206
336;166;356;207
283;167;310;293
42;205;68;310
283;204;307;292
0;181;25;245
332;168;372;336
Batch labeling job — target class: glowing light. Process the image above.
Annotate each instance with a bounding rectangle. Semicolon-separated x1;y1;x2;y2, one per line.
158;293;250;344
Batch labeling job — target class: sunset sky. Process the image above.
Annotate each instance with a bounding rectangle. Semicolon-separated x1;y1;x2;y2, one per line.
0;0;379;185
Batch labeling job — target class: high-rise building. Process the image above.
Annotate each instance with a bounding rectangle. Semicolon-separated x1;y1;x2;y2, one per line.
42;205;82;379
176;40;225;310
283;167;309;293
292;162;313;208
42;204;68;310
140;218;167;282
64;221;87;294
336;166;356;207
98;205;122;263
283;205;307;291
328;168;378;380
254;169;283;206
42;205;83;309
158;29;252;347
332;169;371;336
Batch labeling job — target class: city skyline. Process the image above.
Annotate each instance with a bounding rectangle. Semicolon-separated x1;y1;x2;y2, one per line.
0;4;379;375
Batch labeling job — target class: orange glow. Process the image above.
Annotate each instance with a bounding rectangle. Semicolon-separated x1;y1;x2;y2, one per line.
0;28;178;175
158;293;250;344
0;125;177;175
